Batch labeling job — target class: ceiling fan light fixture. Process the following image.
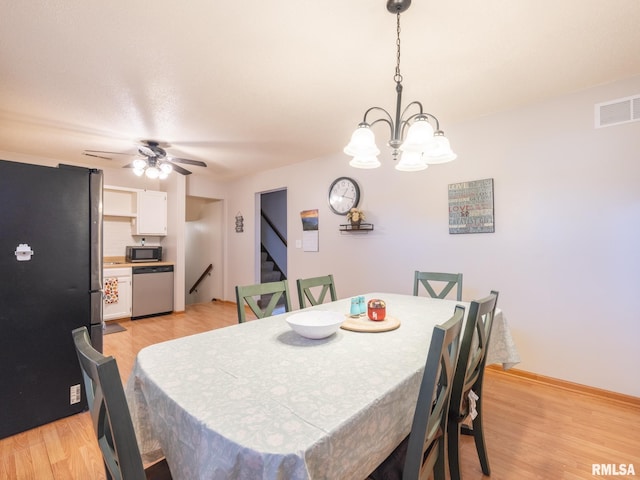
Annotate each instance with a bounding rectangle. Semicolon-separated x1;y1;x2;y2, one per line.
145;166;160;179
84;140;207;177
133;158;147;170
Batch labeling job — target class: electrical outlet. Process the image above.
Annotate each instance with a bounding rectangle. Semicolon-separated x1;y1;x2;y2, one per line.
70;384;81;405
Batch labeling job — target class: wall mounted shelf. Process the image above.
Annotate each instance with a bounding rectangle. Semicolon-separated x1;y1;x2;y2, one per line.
339;223;374;233
104;186;137;217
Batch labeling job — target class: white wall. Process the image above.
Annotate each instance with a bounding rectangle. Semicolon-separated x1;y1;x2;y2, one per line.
102;217;163;256
185;197;224;304
163;174;187;312
224;75;640;397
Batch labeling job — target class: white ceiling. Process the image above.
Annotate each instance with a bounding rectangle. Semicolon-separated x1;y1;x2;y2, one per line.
1;1;639;180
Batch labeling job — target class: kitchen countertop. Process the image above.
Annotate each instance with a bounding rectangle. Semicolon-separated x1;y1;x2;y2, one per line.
104;256;174;269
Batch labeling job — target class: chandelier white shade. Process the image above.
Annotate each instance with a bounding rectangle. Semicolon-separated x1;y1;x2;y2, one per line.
344;0;457;172
349;155;382;169
399;117;434;153
344;126;380;157
423;132;456;164
344;126;382;168
396;151;429;172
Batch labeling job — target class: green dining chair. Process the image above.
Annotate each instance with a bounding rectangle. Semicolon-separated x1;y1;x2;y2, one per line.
72;327;172;480
235;280;292;323
296;274;337;309
413;271;463;301
367;305;465;480
447;290;499;480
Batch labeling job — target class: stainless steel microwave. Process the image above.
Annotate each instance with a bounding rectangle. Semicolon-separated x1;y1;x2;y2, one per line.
125;246;162;263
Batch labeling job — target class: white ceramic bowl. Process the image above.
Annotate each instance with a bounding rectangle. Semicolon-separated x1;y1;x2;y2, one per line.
285;311;345;339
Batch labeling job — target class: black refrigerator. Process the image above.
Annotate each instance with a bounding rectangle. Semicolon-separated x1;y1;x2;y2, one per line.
0;159;103;439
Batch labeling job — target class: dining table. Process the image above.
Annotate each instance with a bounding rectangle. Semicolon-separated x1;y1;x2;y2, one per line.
125;292;520;480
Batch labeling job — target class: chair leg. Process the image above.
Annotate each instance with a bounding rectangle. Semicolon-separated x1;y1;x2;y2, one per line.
447;421;462;480
104;464;114;480
434;438;447;480
471;398;491;475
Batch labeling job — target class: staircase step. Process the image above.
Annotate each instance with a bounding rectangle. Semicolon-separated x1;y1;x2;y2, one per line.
258;293;287;310
261;271;282;282
261;261;275;272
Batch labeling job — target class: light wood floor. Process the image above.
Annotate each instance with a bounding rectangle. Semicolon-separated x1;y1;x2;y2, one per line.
1;301;639;479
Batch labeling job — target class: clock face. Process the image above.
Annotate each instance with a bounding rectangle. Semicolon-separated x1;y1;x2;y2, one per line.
328;177;360;215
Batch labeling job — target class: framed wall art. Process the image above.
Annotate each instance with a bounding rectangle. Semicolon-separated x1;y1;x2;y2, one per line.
448;178;495;234
300;209;319;252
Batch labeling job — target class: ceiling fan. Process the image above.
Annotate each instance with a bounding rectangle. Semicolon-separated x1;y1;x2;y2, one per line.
83;140;207;177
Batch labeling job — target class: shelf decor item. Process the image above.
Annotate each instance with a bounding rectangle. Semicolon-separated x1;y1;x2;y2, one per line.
347;208;365;227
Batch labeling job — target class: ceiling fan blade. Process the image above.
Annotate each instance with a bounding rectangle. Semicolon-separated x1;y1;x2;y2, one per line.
84;150;132;156
83;152;113;160
170;157;207;167
140;139;169;148
171;164;193;175
138;145;158;157
122;162;135;169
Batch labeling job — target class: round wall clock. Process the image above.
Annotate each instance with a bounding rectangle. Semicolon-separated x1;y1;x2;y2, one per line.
328;176;360;215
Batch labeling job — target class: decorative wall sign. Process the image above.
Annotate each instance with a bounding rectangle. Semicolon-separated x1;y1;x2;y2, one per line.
235;212;244;233
448;178;495;234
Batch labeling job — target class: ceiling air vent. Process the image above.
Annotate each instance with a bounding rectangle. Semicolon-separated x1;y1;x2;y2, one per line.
595;94;640;128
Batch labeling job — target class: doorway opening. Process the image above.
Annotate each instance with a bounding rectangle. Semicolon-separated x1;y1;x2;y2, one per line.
185;196;224;305
258;189;287;283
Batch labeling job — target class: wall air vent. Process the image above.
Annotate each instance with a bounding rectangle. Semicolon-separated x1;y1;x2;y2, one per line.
595;94;640;128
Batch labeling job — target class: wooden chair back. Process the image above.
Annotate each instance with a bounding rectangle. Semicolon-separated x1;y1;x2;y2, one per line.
368;306;464;480
235;280;292;323
413;271;463;301
447;290;499;480
404;305;464;479
71;327;171;480
296;274;337;309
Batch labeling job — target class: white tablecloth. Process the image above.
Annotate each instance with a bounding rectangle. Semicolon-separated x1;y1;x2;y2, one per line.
125;293;520;480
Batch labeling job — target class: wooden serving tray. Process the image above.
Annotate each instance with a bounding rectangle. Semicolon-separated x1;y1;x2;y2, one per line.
341;315;400;333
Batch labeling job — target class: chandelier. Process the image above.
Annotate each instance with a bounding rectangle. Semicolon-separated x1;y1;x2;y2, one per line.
344;0;456;171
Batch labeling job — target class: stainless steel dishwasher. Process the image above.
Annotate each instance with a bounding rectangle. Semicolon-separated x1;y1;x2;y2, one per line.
131;265;174;319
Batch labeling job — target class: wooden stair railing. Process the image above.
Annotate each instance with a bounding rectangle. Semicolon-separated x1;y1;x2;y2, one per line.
189;264;213;294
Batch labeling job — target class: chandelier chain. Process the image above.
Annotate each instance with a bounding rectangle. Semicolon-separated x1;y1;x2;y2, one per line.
394;12;403;84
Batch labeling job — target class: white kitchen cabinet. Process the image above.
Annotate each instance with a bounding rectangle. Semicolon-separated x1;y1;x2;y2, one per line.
132;190;167;236
103;268;132;321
